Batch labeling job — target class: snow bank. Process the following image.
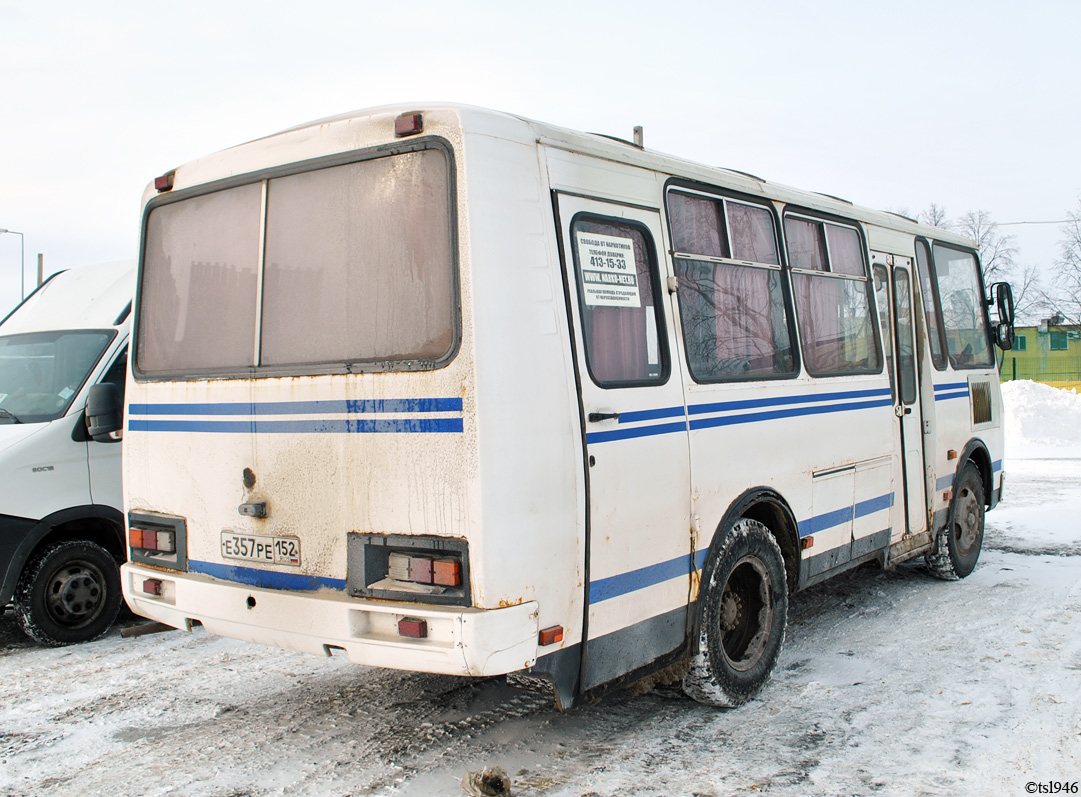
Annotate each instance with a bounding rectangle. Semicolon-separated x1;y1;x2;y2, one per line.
1002;379;1081;459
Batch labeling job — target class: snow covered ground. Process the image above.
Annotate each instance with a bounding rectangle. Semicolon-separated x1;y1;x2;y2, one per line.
2;382;1079;796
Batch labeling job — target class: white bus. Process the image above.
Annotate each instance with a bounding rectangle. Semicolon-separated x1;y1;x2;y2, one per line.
111;105;1014;709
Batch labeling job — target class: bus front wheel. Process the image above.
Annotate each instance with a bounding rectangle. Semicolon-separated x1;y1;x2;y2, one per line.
683;518;787;708
926;463;985;580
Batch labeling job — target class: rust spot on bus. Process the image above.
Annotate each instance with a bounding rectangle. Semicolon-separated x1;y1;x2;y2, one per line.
498;597;524;607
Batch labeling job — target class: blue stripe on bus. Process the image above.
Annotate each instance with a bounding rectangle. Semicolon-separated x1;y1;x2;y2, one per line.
128;398;463;416
689;387;892;416
934;391;969;402
933;382;968;392
128;418;464;434
797;492;895;538
190;559;346;592
616;405;687;424
993;459;1002;472
690;398;893;432
936;473;955;490
586;420;688;444
590;492;895;602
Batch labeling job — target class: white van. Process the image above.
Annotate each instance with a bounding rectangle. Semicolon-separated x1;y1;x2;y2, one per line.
0;261;133;645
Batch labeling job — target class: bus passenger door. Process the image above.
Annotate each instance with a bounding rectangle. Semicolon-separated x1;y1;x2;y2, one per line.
555;193;692;693
873;255;928;540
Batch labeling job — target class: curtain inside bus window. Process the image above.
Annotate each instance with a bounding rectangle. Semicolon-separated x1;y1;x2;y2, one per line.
260;150;454;366
915;240;948;370
728;203;780;264
572;219;663;385
931;244;994;368
139;183;262;373
676;259;793;380
793;274;879;375
668;192;728;258
825;225;865;276
784;217;828;271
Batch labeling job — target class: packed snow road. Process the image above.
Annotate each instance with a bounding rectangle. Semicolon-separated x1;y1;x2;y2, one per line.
2;459;1079;797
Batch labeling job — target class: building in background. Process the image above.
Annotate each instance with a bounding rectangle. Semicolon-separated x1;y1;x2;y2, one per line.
1000;314;1081;390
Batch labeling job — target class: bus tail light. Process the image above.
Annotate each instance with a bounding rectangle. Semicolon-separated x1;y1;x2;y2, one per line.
348;533;470;607
142;578;163;596
130;526;176;554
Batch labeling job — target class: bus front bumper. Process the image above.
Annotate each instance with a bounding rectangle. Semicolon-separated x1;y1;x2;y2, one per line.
121;563;541;677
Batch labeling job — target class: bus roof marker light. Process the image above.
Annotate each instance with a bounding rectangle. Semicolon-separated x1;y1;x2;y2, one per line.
154;171;175;192
394;112;423;137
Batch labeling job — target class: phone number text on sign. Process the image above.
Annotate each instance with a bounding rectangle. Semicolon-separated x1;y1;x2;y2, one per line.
576;231;641;308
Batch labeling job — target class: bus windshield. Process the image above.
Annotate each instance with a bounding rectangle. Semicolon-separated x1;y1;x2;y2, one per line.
0;330;114;423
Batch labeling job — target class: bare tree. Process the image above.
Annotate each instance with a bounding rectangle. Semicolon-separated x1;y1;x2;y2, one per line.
954;210;1018;285
918;203;952;229
1049;198;1081;324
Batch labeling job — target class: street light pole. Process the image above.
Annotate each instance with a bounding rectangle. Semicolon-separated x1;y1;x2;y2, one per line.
0;228;25;299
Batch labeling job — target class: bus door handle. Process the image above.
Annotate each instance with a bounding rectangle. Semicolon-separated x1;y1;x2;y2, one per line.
894;405;912;417
588;411;621;423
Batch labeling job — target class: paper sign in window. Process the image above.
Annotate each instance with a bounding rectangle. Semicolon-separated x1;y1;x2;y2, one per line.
576;231;641;308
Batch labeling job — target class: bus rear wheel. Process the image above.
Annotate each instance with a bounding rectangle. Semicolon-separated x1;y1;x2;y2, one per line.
14;541;123;646
926;463;985;580
683;518;787;708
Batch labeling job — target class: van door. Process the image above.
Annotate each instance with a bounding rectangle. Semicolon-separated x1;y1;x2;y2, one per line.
556;193;692;692
88;344;126;509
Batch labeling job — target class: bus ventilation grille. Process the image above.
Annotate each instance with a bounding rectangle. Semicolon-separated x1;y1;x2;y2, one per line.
971;381;993;425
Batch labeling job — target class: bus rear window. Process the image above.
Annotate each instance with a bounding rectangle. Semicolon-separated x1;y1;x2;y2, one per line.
137;147;455;376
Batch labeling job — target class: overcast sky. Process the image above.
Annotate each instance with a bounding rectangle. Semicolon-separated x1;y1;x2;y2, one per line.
1;0;1078;316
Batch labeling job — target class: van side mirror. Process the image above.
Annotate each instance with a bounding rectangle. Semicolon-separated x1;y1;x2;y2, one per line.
86;383;123;442
990;281;1015;351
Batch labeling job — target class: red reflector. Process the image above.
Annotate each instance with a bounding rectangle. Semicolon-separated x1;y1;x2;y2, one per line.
398;617;427;638
394;112;423;137
539;625;564;646
142;579;162;596
801;536;814;550
432;558;460;587
154;171;175;192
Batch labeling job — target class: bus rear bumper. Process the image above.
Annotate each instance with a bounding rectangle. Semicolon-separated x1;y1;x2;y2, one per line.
121;564;541;676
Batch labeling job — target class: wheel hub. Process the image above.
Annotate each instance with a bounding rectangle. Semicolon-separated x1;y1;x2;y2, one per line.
720;589;744;631
50;567;103;620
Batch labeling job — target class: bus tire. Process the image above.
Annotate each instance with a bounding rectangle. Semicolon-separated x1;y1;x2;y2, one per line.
683;518;787;708
13;541;123;646
926;463;985;580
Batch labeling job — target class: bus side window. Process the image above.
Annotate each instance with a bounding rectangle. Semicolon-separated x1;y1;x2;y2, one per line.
668;191;795;381
915;240;948;370
571;217;667;386
785;215;880;376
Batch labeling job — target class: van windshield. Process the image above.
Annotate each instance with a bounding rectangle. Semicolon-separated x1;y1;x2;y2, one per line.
0;330;114;424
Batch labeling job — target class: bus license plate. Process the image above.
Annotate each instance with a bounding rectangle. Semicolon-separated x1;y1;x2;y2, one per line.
220;532;301;567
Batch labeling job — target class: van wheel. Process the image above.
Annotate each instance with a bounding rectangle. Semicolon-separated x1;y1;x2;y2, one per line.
926;463;985;580
683;518;787;708
14;541;123;646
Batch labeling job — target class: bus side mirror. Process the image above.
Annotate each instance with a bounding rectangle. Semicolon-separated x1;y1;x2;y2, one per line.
86;383;123;442
990;281;1015;351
